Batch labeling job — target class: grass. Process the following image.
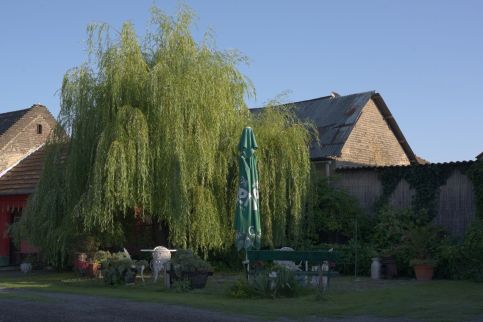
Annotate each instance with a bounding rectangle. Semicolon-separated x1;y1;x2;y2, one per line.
1;271;482;321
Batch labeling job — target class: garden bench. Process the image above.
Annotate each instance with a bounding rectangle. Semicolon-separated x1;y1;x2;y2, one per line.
245;249;339;290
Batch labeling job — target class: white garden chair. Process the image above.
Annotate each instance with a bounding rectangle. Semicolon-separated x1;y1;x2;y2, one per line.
141;246;176;287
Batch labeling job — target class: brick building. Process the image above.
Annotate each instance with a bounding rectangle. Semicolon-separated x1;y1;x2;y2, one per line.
0;105;55;266
252;91;420;174
0;105;55;175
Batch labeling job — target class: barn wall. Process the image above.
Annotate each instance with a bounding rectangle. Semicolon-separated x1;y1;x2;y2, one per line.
337;99;410;166
332;163;476;237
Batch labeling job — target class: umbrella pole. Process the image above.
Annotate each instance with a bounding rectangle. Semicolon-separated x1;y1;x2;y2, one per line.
244;248;250;282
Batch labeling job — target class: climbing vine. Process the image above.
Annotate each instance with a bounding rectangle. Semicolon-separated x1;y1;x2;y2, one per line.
376;163;472;223
467;160;483;219
14;6;312;267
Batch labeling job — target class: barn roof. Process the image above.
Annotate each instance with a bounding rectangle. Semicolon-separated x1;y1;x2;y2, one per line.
0;146;46;195
0;107;31;136
251;91;417;163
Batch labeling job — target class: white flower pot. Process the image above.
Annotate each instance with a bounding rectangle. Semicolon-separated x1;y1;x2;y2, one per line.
20;263;32;273
371;257;381;280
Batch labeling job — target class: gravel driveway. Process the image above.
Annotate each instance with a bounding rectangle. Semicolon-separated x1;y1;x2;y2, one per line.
0;289;255;322
0;288;424;322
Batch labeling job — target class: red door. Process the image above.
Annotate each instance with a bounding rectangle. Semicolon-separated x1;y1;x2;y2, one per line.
0;195;28;266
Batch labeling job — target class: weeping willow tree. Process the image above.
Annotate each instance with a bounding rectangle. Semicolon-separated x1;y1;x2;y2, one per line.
16;6;312;266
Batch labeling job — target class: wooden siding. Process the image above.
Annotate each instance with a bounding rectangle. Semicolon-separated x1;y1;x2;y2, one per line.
337;99;411;166
332;164;476;237
436;171;476;237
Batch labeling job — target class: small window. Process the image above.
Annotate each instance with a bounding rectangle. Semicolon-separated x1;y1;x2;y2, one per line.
36;124;42;134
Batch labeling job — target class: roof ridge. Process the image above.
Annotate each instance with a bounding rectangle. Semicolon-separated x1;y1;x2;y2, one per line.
251;90;376;110
0;106;32;117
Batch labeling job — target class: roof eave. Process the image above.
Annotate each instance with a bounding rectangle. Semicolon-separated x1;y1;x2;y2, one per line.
0;189;35;196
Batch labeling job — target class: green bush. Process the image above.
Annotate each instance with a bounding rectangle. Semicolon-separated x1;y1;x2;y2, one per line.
401;224;443;266
100;251;145;286
436;219;483;281
229;266;300;299
307;242;375;276
304;177;369;244
170;278;192;292
208;246;245;272
171;249;213;275
460;218;483;281
369;207;447;276
434;239;462;279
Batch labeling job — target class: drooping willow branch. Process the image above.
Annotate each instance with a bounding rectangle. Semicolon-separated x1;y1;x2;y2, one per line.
16;6;312;266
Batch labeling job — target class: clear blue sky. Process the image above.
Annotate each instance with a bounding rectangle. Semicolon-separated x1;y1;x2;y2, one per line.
1;0;482;162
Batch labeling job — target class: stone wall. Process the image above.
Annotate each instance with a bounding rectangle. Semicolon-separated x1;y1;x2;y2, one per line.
337;99;410;166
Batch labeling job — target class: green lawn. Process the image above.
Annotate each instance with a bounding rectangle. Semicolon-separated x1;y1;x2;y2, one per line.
0;272;482;321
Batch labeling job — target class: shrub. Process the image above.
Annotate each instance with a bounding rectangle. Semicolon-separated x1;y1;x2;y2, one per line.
304;178;368;244
371;207;415;256
229;266;300;298
100;251;144;286
171;249;213;274
401;224;444;266
460;218;483;281
306;242;375;276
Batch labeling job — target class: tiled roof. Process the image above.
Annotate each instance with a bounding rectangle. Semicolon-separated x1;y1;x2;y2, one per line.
0;107;31;136
0;146;46;195
336;160;475;171
251;91;417;163
251;91;374;159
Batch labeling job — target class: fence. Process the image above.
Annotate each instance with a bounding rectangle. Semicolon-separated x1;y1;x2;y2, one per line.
331;161;477;238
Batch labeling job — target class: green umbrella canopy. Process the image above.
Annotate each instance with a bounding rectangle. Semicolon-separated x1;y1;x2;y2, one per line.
235;127;261;251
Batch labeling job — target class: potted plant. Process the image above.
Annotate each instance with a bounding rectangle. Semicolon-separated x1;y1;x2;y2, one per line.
170;250;213;289
87;260;101;278
402;225;441;281
100;251;137;286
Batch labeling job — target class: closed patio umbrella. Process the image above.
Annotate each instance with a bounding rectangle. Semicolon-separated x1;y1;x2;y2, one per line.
235;127;261;251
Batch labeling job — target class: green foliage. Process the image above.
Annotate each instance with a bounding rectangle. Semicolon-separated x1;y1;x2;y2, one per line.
467;161;483;219
251;105;313;247
229;278;255;298
208;246;244;272
402;224;443;263
307;242;375;276
376;164;462;222
101;251;136;286
303;176;366;244
229;266;300;299
371;207;417;256
93;250;111;263
369;207;446;276
15;6;312;267
171;249;213;274
436;218;483;281
170;278;192;292
438;218;483;282
459;218;483;281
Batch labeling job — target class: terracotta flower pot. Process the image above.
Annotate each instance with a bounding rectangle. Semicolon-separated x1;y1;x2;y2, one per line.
413;264;434;281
